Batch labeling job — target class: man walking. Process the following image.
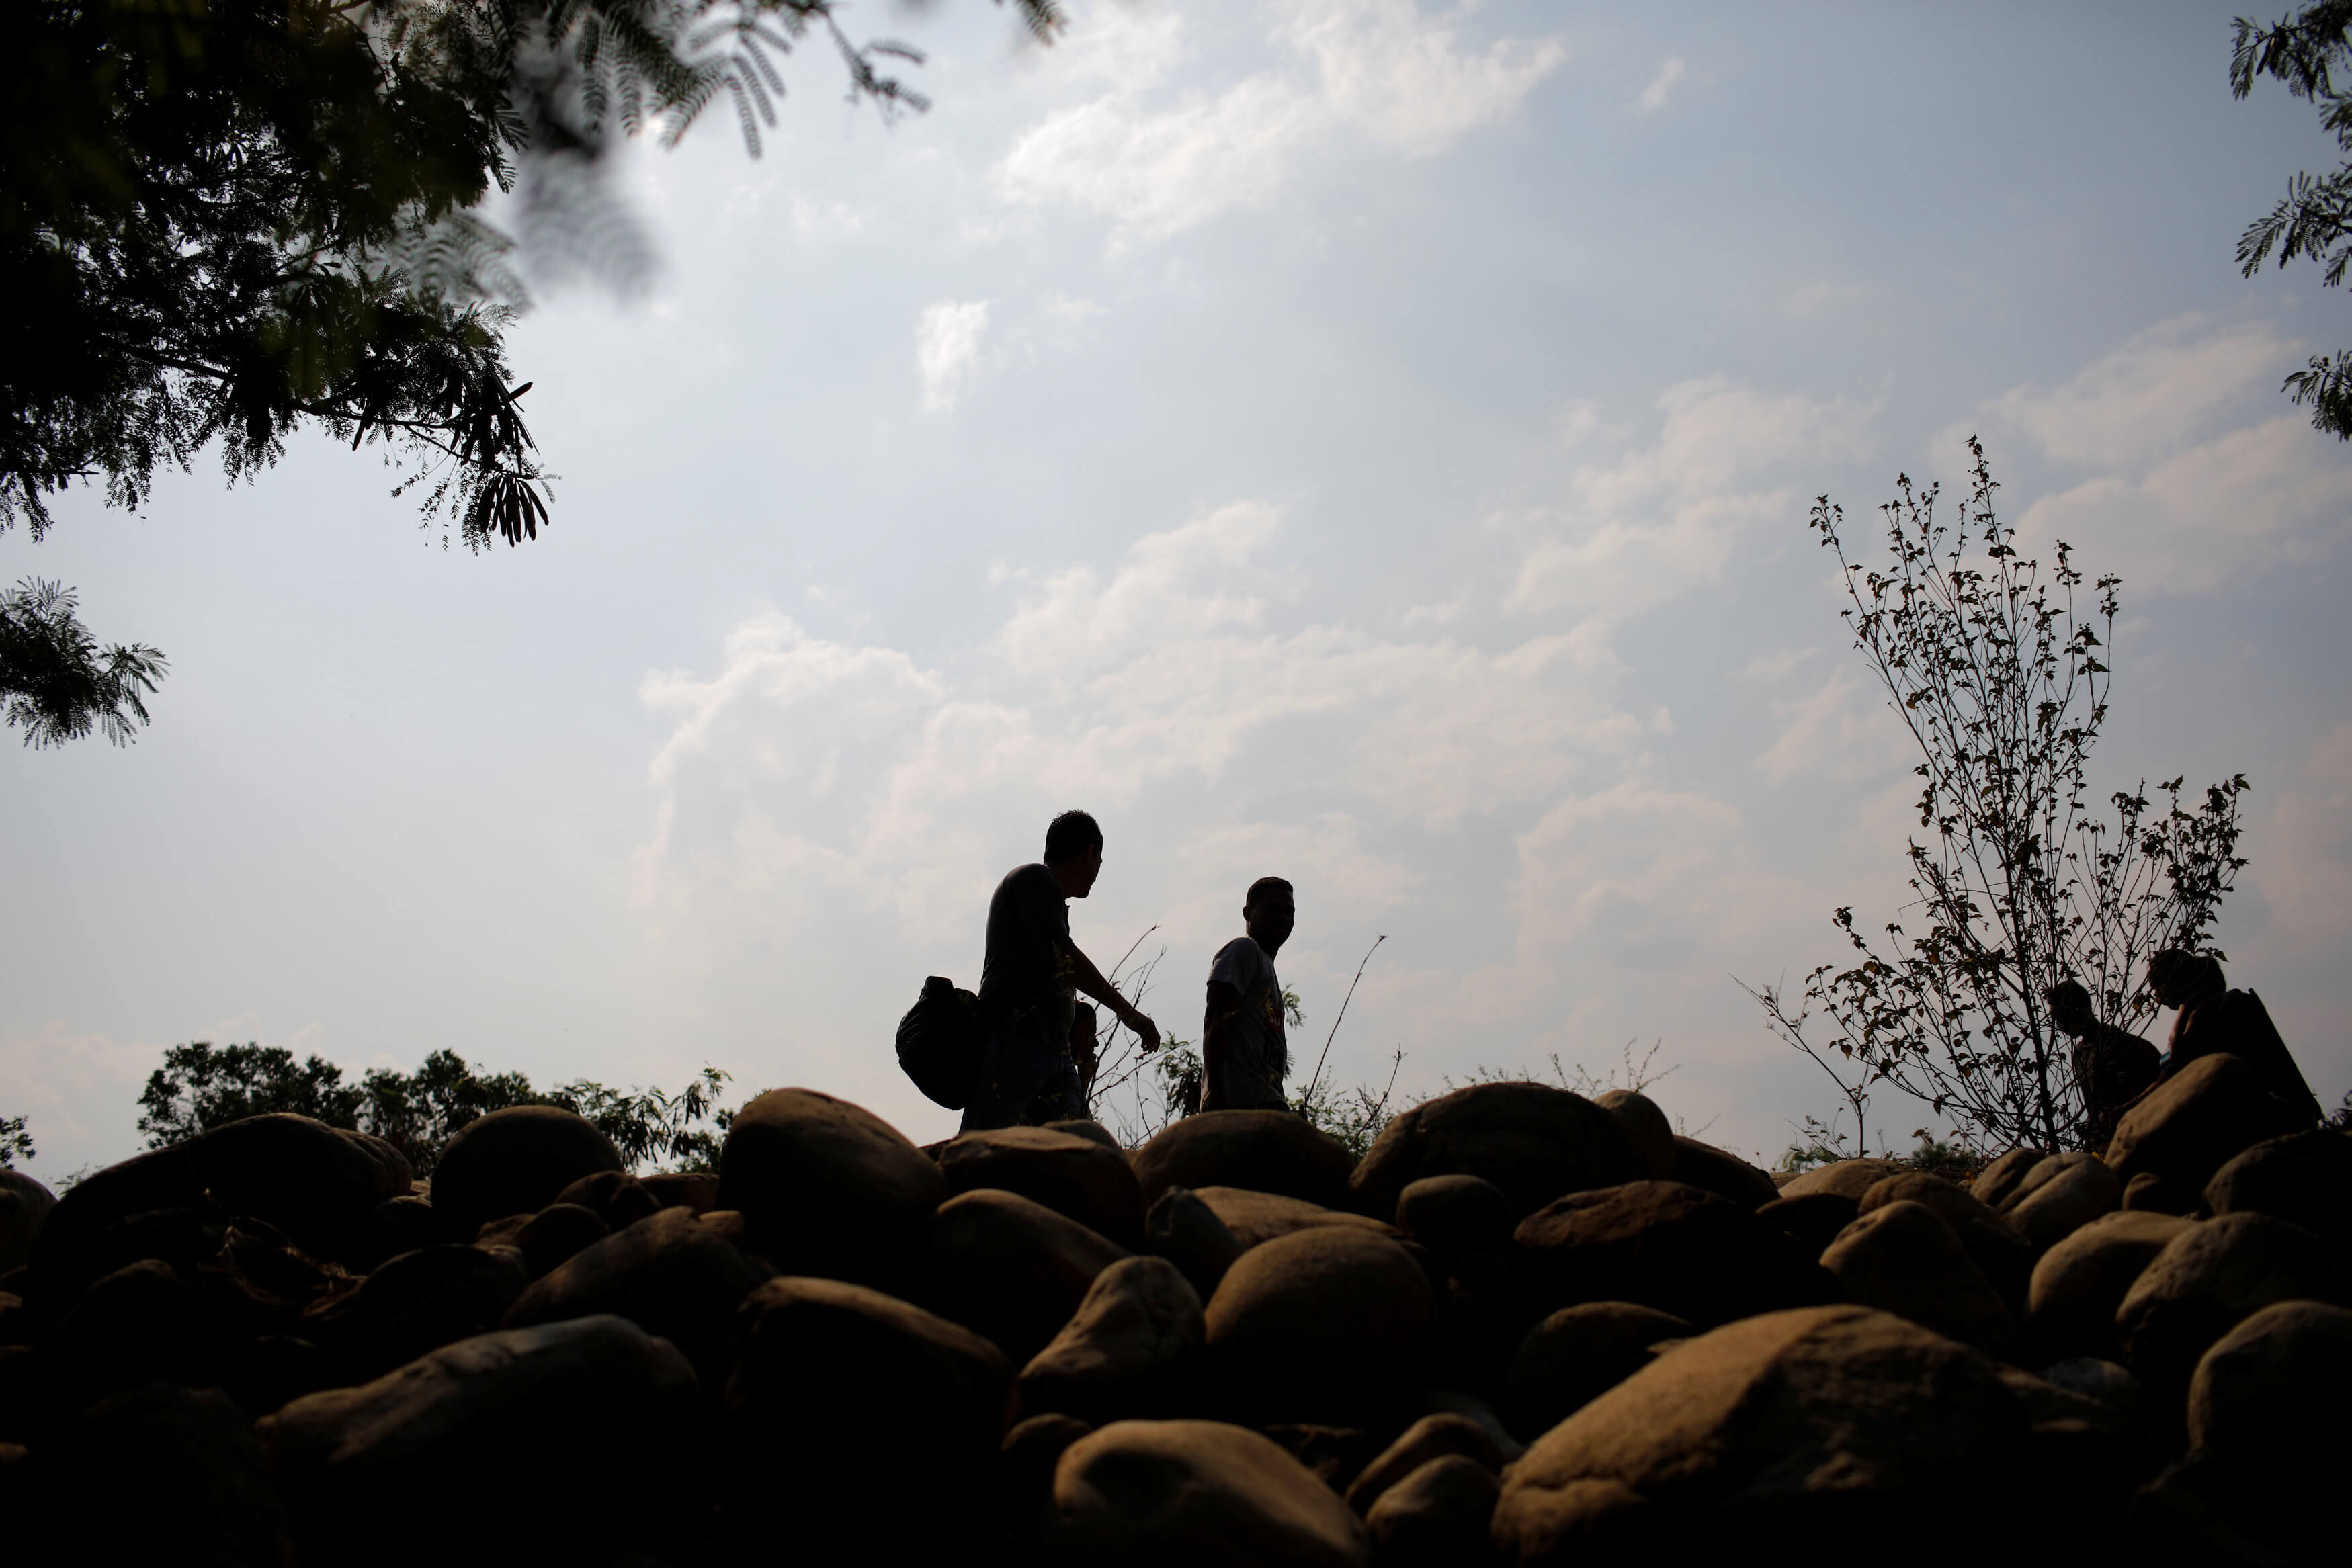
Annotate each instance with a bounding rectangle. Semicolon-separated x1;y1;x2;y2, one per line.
2044;979;2160;1149
1202;877;1295;1113
965;810;1161;1133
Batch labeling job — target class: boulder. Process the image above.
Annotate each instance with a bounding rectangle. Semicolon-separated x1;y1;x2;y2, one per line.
2203;1128;2352;1246
1363;1454;1499;1568
2121;1170;2196;1215
194;1115;411;1262
1000;1411;1095;1535
0;1172;56;1276
1773;1158;1908;1201
1755;1192;1859;1258
1856;1172;2034;1304
49;1256;226;1399
2116;1211;2352;1395
1820;1201;2015;1355
2105;1053;2309;1196
1503;1302;1694;1442
1205;1227;1436;1425
19;1384;290;1566
429;1106;624;1242
1970;1147;2052;1211
2024;1210;2194;1362
638;1170;720;1214
503;1205;775;1383
715;1088;946;1287
302;1244;529;1382
1667;1136;1780;1211
500;1203;607;1279
1017;1254;1204;1423
923;1188;1130;1364
27;1145;201;1290
2001;1154;2122;1252
1591;1090;1675;1180
359;1194;437;1270
1144;1186;1245;1299
935;1125;1147;1247
2188;1299;2352;1478
1132;1111;1355;1209
2038;1356;2157;1428
269;1315;699;1567
550;1170;663;1231
1193;1186;1402;1252
1491;1305;2128;1561
1044;1118;1123;1150
1263;1423;1385;1495
1349;1084;1646;1223
1394;1174;1515;1258
1513;1181;1831;1328
1045;1418;1371;1566
1342;1411;1503;1514
722;1276;1011;1553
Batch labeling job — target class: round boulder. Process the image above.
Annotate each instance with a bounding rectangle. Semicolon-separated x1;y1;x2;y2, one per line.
1193;1186;1402;1252
2203;1129;2352;1247
1504;1301;1697;1442
1513;1180;1831;1327
1364;1454;1499;1568
1017;1254;1204;1423
1857;1172;2033;1305
503;1205;775;1383
2000;1154;2122;1252
1970;1147;2054;1211
1144;1186;1245;1299
922;1188;1130;1365
1205;1226;1435;1426
714;1088;946;1286
1045;1419;1371;1566
1132;1111;1355;1209
1592;1090;1675;1179
2105;1053;2310;1196
429;1106;624;1243
935;1125;1147;1247
2189;1299;2352;1478
1821;1200;2015;1355
1343;1411;1503;1514
0;1171;56;1276
1350;1083;1646;1223
1395;1174;1515;1258
1773;1158;1908;1201
2116;1211;2352;1395
2023;1209;2194;1363
1667;1136;1780;1211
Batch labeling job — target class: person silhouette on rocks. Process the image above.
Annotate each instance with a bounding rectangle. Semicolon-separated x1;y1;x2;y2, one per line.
964;811;1160;1133
2144;949;2322;1123
1201;877;1296;1114
2044;979;2160;1149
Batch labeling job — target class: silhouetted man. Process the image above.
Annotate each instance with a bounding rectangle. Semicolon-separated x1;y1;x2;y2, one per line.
2144;949;2322;1123
1202;877;1294;1113
2044;979;2159;1149
965;811;1160;1133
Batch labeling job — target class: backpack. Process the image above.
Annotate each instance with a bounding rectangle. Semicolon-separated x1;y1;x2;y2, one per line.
897;975;984;1109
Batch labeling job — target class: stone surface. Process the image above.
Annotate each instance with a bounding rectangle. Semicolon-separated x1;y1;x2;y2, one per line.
22;1384;290;1567
1503;1302;1694;1442
1856;1172;2035;1304
1514;1181;1830;1328
551;1170;663;1231
1144;1185;1246;1299
1773;1157;1908;1201
1193;1186;1402;1252
304;1243;529;1383
0;1171;57;1277
198;1115;413;1261
1017;1254;1204;1422
1044;1118;1122;1149
2038;1356;2156;1428
1350;1084;1646;1223
1363;1454;1499;1568
2203;1128;2352;1246
429;1106;624;1243
269;1315;700;1567
1132;1110;1356;1209
2121;1170;2197;1214
2001;1154;2122;1252
503;1205;774;1382
1821;1201;2015;1354
1591;1090;1675;1180
1000;1411;1095;1534
1394;1174;1515;1258
1206;1226;1436;1425
935;1125;1148;1247
2188;1299;2352;1475
1046;1418;1372;1567
1667;1136;1780;1211
1970;1147;2051;1211
722;1276;1011;1553
923;1187;1131;1365
1491;1305;2121;1561
2105;1053;2309;1196
2116;1210;2352;1394
2023;1210;2195;1362
1342;1411;1503;1514
637;1170;720;1214
1755;1192;1859;1258
1264;1423;1385;1495
714;1087;946;1286
505;1202;607;1279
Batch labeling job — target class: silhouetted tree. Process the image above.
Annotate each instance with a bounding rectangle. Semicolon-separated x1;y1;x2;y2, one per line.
0;1113;32;1168
2232;3;2352;437
1;578;167;746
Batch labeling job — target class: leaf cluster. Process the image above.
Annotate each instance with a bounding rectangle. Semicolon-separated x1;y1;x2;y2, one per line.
136;1039;735;1176
0;576;167;746
0;1113;33;1170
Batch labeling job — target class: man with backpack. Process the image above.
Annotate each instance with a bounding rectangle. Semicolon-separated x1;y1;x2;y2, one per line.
963;810;1161;1132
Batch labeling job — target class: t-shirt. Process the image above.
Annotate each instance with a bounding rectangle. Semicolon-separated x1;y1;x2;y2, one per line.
1204;936;1288;1110
978;863;1075;1023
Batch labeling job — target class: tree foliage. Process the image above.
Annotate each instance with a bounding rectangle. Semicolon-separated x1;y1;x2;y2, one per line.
1745;443;2248;1153
0;577;167;746
0;1113;33;1169
2232;3;2352;437
137;1039;734;1175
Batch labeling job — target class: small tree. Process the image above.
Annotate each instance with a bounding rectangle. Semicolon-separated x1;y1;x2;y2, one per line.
1;578;166;748
1744;441;2248;1153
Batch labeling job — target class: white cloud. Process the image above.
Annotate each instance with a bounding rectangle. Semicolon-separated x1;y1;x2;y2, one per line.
995;0;1566;242
1983;315;2293;470
916;300;991;412
1637;56;1685;112
790;195;866;245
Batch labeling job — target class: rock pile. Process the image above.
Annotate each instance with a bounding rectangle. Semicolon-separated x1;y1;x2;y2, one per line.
0;1063;2344;1564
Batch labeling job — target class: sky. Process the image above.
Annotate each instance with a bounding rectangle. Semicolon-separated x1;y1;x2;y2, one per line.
6;0;2350;1183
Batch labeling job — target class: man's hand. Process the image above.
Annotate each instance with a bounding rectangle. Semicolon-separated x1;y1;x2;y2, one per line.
1123;1007;1161;1055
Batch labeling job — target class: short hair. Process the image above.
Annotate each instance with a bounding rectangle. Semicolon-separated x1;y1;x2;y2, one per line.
2148;949;2226;992
1043;810;1103;864
1245;876;1294;909
2044;979;2092;1012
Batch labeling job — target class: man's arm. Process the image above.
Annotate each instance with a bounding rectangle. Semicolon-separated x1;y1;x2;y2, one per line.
1202;978;1243;1089
1066;942;1160;1053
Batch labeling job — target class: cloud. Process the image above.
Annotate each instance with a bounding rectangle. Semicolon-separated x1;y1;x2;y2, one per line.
790;195;866;245
917;300;991;411
1984;315;2294;470
1637;56;1684;112
995;0;1566;243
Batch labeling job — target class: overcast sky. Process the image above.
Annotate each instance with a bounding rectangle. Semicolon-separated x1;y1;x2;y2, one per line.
7;0;2349;1182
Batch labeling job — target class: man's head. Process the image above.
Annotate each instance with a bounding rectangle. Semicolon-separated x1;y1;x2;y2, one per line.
2045;979;2095;1037
2147;949;2226;1008
1044;810;1105;898
1245;875;1295;957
